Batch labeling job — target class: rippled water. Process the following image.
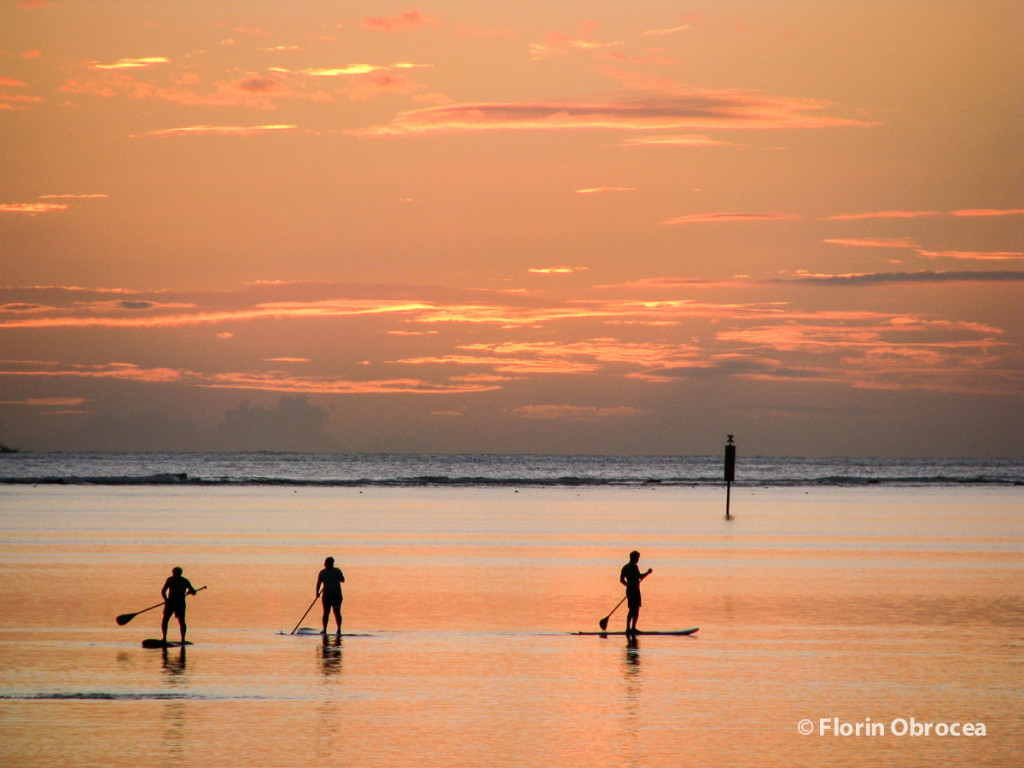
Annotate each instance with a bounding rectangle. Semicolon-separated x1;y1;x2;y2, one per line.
1;484;1021;767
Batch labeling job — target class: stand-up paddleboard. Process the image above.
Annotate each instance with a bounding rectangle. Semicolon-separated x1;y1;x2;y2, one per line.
572;628;699;636
277;627;373;637
141;639;193;648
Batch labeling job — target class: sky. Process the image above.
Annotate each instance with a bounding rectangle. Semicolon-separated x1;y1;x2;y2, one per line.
1;0;1021;457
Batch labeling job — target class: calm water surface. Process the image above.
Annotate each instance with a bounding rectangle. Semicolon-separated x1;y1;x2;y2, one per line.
1;485;1021;767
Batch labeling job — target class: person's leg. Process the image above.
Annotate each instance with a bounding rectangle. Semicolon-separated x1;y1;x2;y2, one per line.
321;597;330;634
332;600;342;635
161;608;170;642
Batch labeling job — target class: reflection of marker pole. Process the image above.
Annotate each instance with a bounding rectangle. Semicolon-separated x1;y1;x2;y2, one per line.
724;435;736;520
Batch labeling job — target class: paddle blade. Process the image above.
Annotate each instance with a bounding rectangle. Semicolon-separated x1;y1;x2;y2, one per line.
598;617;609;631
116;612;136;626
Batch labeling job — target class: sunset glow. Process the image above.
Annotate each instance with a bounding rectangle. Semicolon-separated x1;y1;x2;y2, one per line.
1;1;1020;456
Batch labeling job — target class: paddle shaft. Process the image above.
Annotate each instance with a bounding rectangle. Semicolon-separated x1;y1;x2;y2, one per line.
599;570;651;630
116;585;206;626
599;596;627;630
290;593;321;635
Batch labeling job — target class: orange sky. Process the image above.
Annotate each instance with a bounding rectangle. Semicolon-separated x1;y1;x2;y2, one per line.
1;1;1021;456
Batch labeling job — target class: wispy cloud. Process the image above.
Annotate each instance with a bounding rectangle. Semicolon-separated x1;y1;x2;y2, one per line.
527;266;589;274
662;211;801;225
38;193;109;200
61;71;323;109
0;202;68;214
641;24;692;38
786;270;1024;286
363;9;440;33
509;404;643;421
276;62;432;77
350;88;876;137
530;26;624;60
574;187;635;195
825;208;1024;220
0;396;90;407
620;134;735;148
132;124;298;138
823;237;918;249
88;57;171;71
826;210;942;220
951;208;1024;217
916;250;1024;261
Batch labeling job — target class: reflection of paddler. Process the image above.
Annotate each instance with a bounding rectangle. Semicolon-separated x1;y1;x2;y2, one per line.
316;556;345;636
619;551;652;636
161;567;198;644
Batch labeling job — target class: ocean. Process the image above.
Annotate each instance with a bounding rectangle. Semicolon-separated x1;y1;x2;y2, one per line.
1;451;1020;487
1;453;1021;767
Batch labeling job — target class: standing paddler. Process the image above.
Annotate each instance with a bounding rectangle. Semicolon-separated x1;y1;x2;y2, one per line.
316;556;346;636
619;551;652;635
161;566;198;645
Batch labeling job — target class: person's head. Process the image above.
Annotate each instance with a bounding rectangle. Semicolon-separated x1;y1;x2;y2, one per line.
629;551;640;563
172;566;183;576
324;557;334;567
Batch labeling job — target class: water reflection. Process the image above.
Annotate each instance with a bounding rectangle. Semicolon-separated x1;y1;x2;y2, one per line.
319;634;342;676
624;636;641;674
161;646;187;682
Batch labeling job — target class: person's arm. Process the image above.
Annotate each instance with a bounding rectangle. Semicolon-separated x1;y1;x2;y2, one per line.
641;568;652;580
315;572;323;597
339;570;345;583
186;578;197;596
161;578;170;600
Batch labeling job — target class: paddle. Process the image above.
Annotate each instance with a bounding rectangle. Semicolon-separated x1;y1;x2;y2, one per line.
116;585;207;626
290;592;321;635
598;569;651;630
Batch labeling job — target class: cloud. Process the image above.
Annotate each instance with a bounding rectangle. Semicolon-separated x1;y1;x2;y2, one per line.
350;88;876;137
642;25;692;38
0;202;68;214
0;397;90;407
619;134;735;148
916;250;1024;262
280;62;432;77
1;360;183;383
826;210;941;220
951;208;1024;217
509;404;643;421
530;27;624;60
786;270;1024;286
61;70;324;109
825;208;1024;220
528;266;589;275
211;396;339;452
662;211;801;225
38;193;109;199
89;57;171;71
363;9;440;33
574;187;635;195
823;237;919;248
398;338;703;377
132;124;298;138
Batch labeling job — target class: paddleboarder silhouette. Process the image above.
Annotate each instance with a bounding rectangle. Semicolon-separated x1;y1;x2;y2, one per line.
619;551;652;635
161;567;197;644
316;556;345;635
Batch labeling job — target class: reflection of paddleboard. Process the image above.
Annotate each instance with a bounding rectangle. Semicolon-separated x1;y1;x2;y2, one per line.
572;628;699;636
141;639;193;648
